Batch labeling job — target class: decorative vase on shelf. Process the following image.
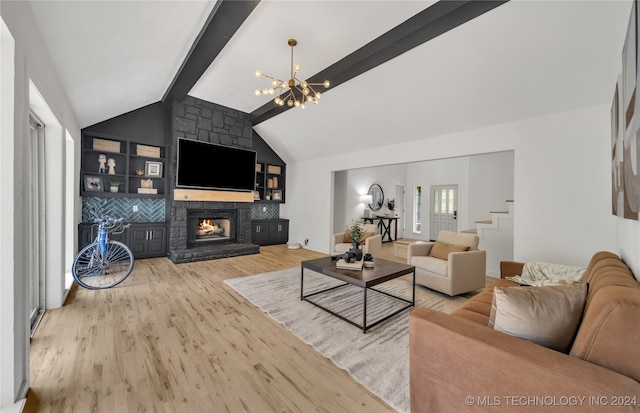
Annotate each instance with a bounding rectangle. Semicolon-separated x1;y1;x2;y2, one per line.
110;186;119;193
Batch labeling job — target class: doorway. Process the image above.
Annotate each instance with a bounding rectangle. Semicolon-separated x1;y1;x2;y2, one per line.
429;185;458;240
28;114;46;332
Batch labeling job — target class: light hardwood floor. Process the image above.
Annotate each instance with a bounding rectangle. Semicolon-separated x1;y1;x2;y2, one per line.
25;244;406;413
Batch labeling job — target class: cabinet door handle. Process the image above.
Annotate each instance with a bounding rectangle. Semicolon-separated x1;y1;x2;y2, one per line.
278;225;282;231
146;230;149;240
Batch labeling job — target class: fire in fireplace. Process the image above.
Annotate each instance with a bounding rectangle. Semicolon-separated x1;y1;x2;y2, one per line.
197;218;230;242
187;208;237;247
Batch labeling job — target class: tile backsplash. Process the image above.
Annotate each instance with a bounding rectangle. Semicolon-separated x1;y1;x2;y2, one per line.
82;197;165;223
251;203;280;220
83;197;279;223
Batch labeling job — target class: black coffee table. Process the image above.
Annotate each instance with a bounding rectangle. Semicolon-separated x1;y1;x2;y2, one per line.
300;256;416;333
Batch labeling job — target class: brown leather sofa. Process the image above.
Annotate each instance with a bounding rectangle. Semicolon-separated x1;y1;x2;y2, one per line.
409;251;640;412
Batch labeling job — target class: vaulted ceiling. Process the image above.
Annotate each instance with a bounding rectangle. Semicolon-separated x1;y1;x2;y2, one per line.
27;0;631;163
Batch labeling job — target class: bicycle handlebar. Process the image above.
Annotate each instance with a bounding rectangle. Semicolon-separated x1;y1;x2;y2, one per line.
93;217;129;234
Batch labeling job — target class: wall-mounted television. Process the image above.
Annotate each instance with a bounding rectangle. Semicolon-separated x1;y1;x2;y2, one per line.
176;138;257;192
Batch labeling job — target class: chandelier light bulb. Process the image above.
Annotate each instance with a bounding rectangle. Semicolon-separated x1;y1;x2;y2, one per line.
287;100;293;107
255;89;262;96
323;80;330;88
279;100;285;106
301;81;308;88
271;80;277;86
268;88;275;95
303;88;309;95
255;70;262;77
294;64;301;72
301;103;306;109
316;92;321;99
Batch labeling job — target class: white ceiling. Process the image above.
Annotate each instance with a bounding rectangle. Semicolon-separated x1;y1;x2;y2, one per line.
26;0;631;164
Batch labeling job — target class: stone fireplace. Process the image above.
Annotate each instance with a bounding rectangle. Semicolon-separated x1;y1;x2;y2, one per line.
169;200;258;264
168;97;259;264
188;209;236;246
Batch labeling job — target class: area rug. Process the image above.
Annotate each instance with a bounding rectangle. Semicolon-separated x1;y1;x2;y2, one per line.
225;267;468;413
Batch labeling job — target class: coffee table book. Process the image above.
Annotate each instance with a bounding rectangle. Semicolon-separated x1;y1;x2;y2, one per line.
336;259;364;270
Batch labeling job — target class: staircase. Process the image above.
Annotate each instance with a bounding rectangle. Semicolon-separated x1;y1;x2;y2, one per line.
463;200;514;277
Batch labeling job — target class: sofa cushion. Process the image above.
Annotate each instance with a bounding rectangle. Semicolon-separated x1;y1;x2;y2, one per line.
334;242;351;254
437;230;479;250
428;241;469;260
451;279;518;325
411;256;448;277
569;253;640;382
489;283;588;353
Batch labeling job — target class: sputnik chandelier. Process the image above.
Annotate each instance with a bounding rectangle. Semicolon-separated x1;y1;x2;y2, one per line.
255;39;330;109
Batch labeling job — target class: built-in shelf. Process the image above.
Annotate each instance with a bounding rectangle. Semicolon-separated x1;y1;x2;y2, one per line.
80;132;167;199
255;161;286;203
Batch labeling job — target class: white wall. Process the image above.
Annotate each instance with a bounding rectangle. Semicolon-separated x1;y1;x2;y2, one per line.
1;2;81;409
468;151;514;223
285;104;623;274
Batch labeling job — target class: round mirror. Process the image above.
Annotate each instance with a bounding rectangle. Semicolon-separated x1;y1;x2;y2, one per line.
368;184;384;211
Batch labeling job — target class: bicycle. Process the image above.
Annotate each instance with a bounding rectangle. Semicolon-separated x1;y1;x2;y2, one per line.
72;216;135;289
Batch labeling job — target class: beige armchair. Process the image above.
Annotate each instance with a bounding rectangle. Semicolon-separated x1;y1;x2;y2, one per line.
407;230;486;296
331;224;382;257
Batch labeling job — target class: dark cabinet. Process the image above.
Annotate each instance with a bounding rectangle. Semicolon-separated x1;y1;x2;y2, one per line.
269;220;289;244
251;221;270;245
78;222;167;259
129;224;167;258
251;219;289;246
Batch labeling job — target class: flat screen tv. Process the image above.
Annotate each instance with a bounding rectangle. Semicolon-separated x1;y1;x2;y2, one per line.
176;138;257;192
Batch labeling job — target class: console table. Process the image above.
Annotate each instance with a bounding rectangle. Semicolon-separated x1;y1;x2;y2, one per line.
362;216;399;243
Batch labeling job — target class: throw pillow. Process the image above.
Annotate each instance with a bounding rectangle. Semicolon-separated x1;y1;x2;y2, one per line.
488;283;588;353
359;231;375;243
428;241;470;260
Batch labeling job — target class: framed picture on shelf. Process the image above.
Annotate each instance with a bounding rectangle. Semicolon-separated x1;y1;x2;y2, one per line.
145;161;163;177
84;175;104;192
272;189;282;201
254;191;261;201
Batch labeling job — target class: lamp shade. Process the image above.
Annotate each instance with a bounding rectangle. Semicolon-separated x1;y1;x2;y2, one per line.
359;194;373;204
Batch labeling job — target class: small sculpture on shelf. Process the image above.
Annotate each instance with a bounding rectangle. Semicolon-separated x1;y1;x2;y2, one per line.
107;158;116;175
135;169;145;176
98;154;107;173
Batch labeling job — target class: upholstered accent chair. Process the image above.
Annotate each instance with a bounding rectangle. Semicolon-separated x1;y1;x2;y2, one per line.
331;223;382;257
407;230;486;296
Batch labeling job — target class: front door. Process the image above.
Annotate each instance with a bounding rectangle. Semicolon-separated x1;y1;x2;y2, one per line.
429;185;458;240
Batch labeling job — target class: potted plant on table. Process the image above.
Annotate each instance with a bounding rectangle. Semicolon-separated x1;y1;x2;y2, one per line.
386;198;396;217
344;222;366;262
109;180;122;193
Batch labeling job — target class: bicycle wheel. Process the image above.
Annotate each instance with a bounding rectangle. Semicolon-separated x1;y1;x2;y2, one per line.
72;241;134;289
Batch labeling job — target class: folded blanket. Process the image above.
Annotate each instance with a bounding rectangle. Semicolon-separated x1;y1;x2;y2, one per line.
507;261;586;286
